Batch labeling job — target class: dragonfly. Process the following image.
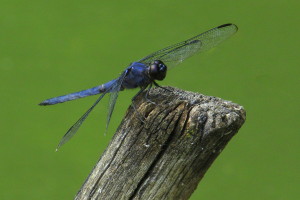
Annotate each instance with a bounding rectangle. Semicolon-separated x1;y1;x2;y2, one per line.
39;23;238;150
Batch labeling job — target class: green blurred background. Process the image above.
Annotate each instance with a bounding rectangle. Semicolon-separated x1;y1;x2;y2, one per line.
0;0;299;199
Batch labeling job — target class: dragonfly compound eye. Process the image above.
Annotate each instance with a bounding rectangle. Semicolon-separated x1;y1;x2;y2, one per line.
149;60;167;81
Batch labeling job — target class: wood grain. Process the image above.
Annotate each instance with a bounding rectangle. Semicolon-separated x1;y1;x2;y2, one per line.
75;87;246;200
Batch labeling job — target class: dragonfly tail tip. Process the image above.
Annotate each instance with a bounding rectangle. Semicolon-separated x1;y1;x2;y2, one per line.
39;101;48;106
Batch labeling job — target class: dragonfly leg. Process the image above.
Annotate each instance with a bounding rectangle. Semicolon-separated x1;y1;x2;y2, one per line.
153;81;173;93
145;83;157;105
131;101;146;123
132;86;147;101
132;87;147;122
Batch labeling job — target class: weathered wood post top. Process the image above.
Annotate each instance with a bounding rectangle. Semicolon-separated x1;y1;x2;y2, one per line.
75;87;246;200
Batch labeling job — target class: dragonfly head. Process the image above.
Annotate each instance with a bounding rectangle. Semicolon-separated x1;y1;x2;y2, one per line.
149;60;167;81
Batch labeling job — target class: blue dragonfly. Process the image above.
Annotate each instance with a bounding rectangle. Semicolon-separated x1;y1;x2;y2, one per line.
40;23;238;150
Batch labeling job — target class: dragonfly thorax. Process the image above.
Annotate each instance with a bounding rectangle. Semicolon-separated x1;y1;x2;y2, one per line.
149;60;167;81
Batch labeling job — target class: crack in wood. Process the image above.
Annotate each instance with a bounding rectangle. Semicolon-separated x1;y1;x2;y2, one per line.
128;110;182;200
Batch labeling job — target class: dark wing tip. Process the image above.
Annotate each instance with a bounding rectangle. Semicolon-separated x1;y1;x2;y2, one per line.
217;23;238;30
217;23;233;28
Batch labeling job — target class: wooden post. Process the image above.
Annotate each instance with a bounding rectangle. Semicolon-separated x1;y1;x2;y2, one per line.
75;87;246;200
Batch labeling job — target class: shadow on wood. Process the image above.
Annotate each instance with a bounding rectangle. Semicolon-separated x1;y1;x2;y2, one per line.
75;87;246;200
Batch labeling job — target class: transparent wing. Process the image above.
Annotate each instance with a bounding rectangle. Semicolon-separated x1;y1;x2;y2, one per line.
56;92;107;151
105;70;128;134
138;24;238;68
56;71;127;151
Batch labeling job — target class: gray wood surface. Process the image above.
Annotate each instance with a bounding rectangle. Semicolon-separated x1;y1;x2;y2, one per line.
75;87;246;200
